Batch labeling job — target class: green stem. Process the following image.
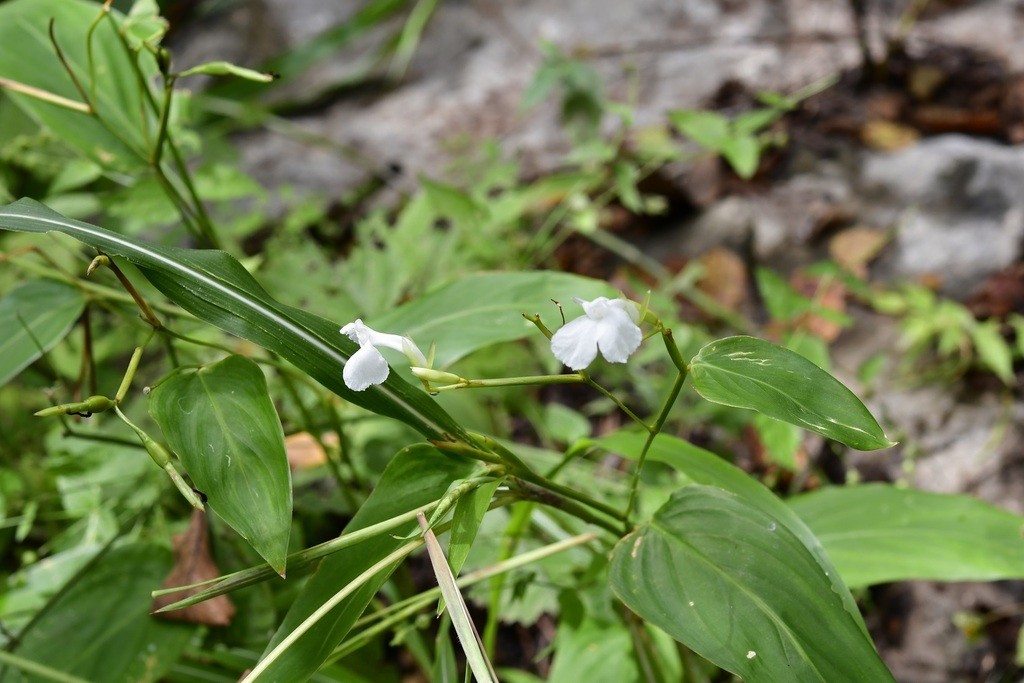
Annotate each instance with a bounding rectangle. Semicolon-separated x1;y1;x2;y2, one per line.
624;348;687;523
153;501;442;609
8;256;188;319
580;370;649;430
331;531;598;663
431;373;584;392
151;78;175;167
514;465;626;523
0;76;90;113
482;502;533;657
99;255;162;328
114;338;149;403
511;477;621;535
433;438;626;524
242;540;425;682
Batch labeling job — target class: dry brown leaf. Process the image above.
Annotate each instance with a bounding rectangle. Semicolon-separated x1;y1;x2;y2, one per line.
829;226;890;277
860;120;920;151
152;510;236;626
285;431;333;470
790;271;847;343
697;247;747;311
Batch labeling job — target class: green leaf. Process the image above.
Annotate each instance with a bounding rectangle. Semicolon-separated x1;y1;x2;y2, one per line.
668;110;729;151
449;479;502;577
971;319;1014;384
610;486;895;682
612;161;643;213
177;61;276;83
149;355;292;573
755;267;811;322
548;592;639;683
373;271;618;368
789;484;1024;588
720;134;760;179
432;615;459;683
0;278;85;386
0;0;157;171
689;336;894;450
752;413;801;469
421;177;488;229
732;108;783;136
256;444;476;680
9;543;194;682
592;431;869;636
0;199;465;441
121;0;168;49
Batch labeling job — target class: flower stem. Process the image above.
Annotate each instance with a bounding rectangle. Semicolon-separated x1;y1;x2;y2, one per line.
624;330;690;524
579;370;650;431
429;373;585;392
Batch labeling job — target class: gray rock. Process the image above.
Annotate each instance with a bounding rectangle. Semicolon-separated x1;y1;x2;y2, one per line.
861;136;1024;297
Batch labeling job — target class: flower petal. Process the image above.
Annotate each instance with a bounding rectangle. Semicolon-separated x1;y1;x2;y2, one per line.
340;319;372;345
606;297;640;323
551;316;600;370
343;344;390;391
594;307;642;363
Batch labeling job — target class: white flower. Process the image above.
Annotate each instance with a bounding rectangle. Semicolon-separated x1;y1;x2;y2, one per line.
550;296;642;370
340;319;427;391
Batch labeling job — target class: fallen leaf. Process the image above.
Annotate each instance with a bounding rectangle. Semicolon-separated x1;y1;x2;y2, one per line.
790;271;848;342
861;120;920;151
829;226;891;276
152;510;236;626
697;247;748;311
968;263;1024;319
285;431;337;470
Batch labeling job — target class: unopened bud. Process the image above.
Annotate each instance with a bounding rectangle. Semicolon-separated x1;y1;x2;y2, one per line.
86;255;109;276
411;367;462;385
34;394;114;417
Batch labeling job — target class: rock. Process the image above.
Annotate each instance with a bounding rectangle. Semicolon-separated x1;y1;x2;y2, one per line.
644;163;856;263
873;581;1022;683
860;135;1024;296
169;0;872;198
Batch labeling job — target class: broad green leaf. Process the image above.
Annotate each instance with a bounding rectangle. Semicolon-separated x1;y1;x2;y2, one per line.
789;484;1024;588
149;355;292;573
591;431;869;637
0;199;465;441
0;0;157;171
7;543;194;682
720;134;760;179
971;320;1014;384
689;336;894;450
449;479;502;577
256;444;476;680
610;487;895;682
668;110;729;151
752;413;801;469
373;271;618;368
0;279;85;386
